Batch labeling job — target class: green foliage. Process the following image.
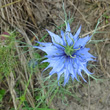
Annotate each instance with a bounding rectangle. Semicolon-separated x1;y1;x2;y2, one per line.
19;95;26;102
39;62;49;69
34;53;41;59
0;31;18;80
33;52;49;69
0;89;6;102
103;14;110;24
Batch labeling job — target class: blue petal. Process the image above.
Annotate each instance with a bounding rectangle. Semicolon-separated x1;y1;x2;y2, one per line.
34;45;64;57
78;69;87;82
83;66;93;75
57;69;64;81
46;30;63;47
63;69;70;86
75;58;87;82
80;62;93;75
65;32;73;46
67;58;79;81
49;57;65;76
64;25;82;46
76;57;93;75
63;23;75;46
61;29;72;46
43;56;65;76
61;24;81;46
76;48;90;53
75;48;96;61
42;56;64;64
73;26;81;42
61;30;64;38
66;23;71;32
74;35;91;48
61;30;66;46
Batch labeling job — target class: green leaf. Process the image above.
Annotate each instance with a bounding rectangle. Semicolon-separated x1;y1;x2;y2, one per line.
0;89;6;102
39;62;49;69
19;95;26;102
34;53;41;59
35;93;41;101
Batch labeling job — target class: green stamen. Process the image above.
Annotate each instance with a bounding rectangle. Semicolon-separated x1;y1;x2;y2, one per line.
65;31;75;47
53;37;65;48
64;45;76;57
52;34;80;58
70;55;76;58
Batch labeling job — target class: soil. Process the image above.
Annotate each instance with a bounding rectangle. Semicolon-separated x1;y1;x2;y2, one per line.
53;79;110;110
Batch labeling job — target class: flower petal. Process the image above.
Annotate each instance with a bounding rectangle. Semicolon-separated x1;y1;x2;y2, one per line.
42;56;65;76
67;58;79;81
75;48;96;62
74;35;91;48
46;30;63;45
66;23;71;32
73;26;81;42
48;56;65;75
63;69;70;86
61;30;66;46
76;57;93;75
57;69;64;81
65;32;73;46
34;45;64;57
64;25;82;46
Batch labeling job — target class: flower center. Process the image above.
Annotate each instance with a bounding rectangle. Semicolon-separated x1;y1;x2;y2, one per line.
64;46;75;57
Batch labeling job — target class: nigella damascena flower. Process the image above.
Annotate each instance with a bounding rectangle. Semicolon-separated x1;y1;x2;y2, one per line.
34;23;95;86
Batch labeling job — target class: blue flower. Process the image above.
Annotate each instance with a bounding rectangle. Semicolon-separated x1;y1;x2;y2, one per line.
34;23;95;86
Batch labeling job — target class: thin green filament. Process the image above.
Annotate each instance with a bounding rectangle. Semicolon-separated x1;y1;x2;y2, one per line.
52;35;80;58
65;31;75;47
